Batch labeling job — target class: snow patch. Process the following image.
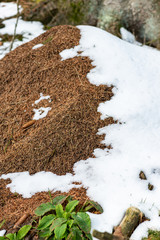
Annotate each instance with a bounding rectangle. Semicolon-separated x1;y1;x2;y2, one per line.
0;230;6;237
120;27;141;46
33;107;51;120
0;2;22;18
0;172;78;198
32;43;44;50
33;93;51;105
0;18;44;59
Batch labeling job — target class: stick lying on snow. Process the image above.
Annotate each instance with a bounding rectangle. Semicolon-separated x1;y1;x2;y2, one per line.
93;207;144;240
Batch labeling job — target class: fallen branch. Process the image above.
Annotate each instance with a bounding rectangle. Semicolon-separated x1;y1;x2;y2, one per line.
93;207;143;240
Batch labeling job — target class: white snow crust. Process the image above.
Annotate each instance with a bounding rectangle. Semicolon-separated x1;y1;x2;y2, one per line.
120;27;141;46
0;230;6;236
0;5;44;59
0;2;22;18
32;43;44;50
33;107;51;120
1;25;160;239
33;93;51;105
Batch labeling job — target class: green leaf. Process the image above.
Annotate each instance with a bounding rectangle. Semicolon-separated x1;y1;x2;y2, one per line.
67;219;74;229
71;212;91;233
63;212;71;220
65;200;79;213
55;204;64;218
50;218;67;232
17;225;32;239
52;195;67;206
35;202;55;216
38;227;52;239
47;235;56;240
66;195;73;202
72;226;83;240
54;223;67;240
0;237;6;240
0;220;5;229
66;231;74;240
6;233;16;240
83;201;103;213
86;233;93;240
37;214;56;230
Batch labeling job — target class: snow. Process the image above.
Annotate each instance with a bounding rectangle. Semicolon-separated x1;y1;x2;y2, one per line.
0;2;22;18
120;27;141;46
0;230;6;236
33;93;51;105
33;107;51;120
32;43;44;50
0;172;78;198
32;93;52;120
1;5;160;238
0;2;44;59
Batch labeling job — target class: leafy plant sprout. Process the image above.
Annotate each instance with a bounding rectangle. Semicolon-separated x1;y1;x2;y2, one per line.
0;195;103;240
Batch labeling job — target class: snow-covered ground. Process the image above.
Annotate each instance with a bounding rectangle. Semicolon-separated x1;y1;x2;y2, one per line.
1;2;160;240
0;2;44;59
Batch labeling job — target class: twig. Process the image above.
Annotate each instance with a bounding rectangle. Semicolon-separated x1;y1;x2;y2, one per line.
9;0;20;52
13;213;30;229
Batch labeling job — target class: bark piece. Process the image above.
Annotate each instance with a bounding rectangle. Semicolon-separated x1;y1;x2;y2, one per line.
93;230;125;240
148;183;154;191
139;170;147;180
114;207;142;238
93;207;143;240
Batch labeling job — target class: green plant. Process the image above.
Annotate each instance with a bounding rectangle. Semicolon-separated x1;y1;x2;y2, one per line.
35;195;93;239
142;229;160;240
0;220;5;229
0;225;32;240
1;195;103;240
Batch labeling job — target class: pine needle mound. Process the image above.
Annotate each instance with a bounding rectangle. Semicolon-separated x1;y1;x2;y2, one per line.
0;25;114;227
0;25;113;175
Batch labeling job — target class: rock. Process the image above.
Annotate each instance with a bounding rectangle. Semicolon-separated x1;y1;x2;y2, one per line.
139;171;147;180
98;0;160;48
148;183;154;191
22;0;58;25
22;0;102;27
93;207;144;240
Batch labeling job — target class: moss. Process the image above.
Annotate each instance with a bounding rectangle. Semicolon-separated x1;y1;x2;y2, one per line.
42;36;53;45
142;229;160;240
55;0;100;26
67;1;84;24
56;0;86;25
0;34;23;43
